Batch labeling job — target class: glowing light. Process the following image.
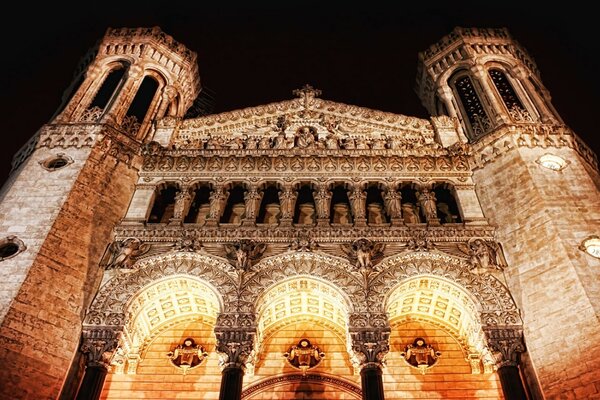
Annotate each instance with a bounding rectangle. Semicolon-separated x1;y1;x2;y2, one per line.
580;236;600;259
536;154;568;171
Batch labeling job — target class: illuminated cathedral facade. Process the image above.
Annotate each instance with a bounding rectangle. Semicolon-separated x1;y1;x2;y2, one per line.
0;26;598;399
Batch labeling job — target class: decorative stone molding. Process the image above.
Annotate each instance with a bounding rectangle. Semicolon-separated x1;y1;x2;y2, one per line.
214;329;255;370
241;373;362;399
102;238;150;269
349;327;390;371
484;327;525;368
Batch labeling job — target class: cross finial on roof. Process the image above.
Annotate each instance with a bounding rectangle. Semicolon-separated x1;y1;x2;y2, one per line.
293;84;322;108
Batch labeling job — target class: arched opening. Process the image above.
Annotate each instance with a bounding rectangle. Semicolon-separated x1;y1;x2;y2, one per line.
125;75;159;129
383;275;501;399
293;183;316;225
365;184;388;225
257;184;281;225
450;72;491;141
101;275;222;399
247;275;359;396
148;184;178;223
221;183;246;224
184;184;211;224
88;64;127;111
330;183;352;225
433;183;462;224
399;183;422;224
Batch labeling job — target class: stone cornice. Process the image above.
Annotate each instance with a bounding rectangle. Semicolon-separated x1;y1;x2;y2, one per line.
471;123;598;171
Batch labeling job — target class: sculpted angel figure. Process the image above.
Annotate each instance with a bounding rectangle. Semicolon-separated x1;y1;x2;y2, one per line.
105;238;150;269
341;238;385;271
224;239;267;272
459;238;506;271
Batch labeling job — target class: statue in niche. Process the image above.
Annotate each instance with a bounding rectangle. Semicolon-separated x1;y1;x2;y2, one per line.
402;203;421;224
244;188;262;220
296;126;316;148
416;188;438;222
400;337;441;374
195;204;210;225
459;238;506;272
229;203;246;224
314;187;332;219
258;136;272;149
341;137;355;149
167;338;208;375
105;238;150;269
437;202;459;223
263;203;281;224
226;136;244;149
208;188;227;220
297;203;316;225
367;203;385;224
273;132;294;149
283;339;325;376
245;136;259;149
324;134;339;149
332;203;351;224
383;190;402;219
349;188;366;219
173;190;192;220
371;137;387;149
279;187;297;219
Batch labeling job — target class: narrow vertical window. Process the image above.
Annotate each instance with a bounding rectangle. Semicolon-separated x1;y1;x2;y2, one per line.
88;66;126;110
455;76;491;139
126;76;159;123
489;69;532;122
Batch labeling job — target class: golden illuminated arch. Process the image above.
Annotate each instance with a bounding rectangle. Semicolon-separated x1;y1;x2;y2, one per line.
254;275;351;347
121;274;221;355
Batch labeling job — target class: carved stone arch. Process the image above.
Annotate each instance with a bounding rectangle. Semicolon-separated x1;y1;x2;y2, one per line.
436;60;476;89
97;56;134;74
142;67;168;86
371;252;521;325
242;251;364;314
256;179;284;191
85;252;239;329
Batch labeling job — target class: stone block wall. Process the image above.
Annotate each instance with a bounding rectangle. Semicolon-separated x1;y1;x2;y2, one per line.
473;145;600;398
0;137;139;399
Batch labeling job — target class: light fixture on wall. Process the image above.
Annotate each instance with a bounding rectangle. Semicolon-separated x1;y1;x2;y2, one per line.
579;236;600;259
536;154;569;171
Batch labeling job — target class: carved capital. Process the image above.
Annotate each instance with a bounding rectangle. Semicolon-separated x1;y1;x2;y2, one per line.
484;327;525;368
214;328;256;370
80;327;121;369
349;326;390;370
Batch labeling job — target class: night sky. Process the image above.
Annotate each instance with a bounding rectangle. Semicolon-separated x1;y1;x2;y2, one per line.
1;2;598;187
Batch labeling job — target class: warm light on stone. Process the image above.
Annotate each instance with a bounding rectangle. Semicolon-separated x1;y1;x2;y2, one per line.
580;236;600;258
536;154;568;171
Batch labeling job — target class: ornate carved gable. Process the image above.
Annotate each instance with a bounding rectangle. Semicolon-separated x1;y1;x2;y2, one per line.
158;85;439;152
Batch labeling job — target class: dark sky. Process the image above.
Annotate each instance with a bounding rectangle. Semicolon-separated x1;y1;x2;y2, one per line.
1;2;598;187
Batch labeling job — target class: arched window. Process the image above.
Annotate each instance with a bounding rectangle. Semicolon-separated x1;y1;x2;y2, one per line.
185;185;211;224
88;65;127;111
399;184;422;224
126;76;159;123
452;74;491;140
148;185;178;223
330;184;352;225
489;69;531;122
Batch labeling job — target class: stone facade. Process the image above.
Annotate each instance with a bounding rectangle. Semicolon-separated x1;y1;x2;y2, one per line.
0;26;597;400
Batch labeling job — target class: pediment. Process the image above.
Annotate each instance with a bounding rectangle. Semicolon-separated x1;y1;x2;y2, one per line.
155;86;452;152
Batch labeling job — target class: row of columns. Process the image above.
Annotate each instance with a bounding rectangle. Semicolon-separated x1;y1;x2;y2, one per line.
167;182;458;227
75;322;528;400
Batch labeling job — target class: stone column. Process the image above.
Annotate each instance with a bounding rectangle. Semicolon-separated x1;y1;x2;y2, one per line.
169;186;193;225
416;186;440;226
314;184;332;226
215;318;255;400
485;327;528;400
206;185;228;227
349;185;367;227
279;184;297;227
75;329;119;400
350;316;390;400
471;64;510;126
383;184;403;226
242;185;262;226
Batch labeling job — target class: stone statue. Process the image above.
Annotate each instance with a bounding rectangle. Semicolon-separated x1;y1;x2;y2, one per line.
273;132;294;149
371;137;387;149
314;187;332;219
355;137;369;149
208;187;227;220
296;126;316;148
224;239;267;272
402;203;421;224
349;187;366;219
460;238;506;271
437;202;458;223
258;136;272;149
324;134;339;149
283;339;325;375
341;238;385;272
244;188;262;220
172;189;192;220
417;188;438;222
367;203;385;224
341;137;355;149
105;238;150;269
279;187;297;219
383;190;402;219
